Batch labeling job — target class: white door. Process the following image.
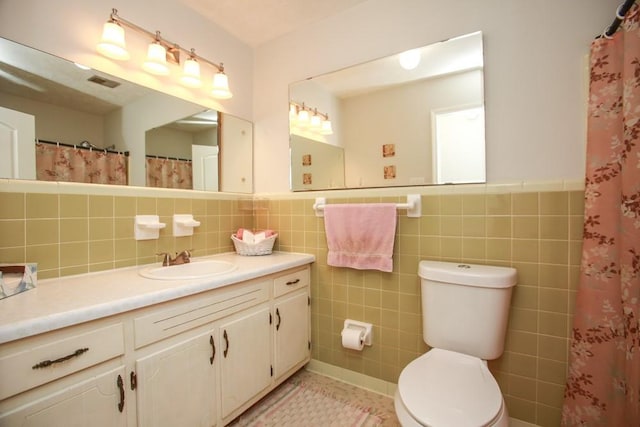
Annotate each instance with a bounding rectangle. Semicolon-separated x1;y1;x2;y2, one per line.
192;144;219;191
0;106;36;179
432;105;485;184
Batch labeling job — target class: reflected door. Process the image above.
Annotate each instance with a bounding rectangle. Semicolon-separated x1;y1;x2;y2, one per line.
192;145;219;191
432;106;485;184
0;106;36;179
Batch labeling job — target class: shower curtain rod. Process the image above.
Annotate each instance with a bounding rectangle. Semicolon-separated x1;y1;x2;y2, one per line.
600;0;636;38
36;139;129;156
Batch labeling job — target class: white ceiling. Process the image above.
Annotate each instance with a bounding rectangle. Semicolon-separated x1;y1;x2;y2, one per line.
178;0;370;47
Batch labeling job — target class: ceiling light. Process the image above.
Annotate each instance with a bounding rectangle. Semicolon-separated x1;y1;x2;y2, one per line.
399;48;421;70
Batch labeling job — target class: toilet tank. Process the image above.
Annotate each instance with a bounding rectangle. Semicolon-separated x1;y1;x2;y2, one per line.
419;261;517;360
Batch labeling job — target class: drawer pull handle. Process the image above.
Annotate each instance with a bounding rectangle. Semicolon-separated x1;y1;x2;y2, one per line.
286;278;300;286
117;374;125;412
209;335;216;364
276;308;281;331
223;330;229;358
31;347;89;369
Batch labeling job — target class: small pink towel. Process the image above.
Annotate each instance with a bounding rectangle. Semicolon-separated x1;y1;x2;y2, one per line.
323;203;397;272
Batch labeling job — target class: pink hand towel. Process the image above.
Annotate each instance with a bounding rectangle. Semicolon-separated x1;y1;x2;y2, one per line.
323;203;397;272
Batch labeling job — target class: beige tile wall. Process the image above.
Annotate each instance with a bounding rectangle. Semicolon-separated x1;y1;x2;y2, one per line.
0;191;253;279
256;190;584;427
0;185;583;426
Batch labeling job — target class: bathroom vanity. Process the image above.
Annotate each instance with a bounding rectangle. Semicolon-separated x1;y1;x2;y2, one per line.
0;252;314;426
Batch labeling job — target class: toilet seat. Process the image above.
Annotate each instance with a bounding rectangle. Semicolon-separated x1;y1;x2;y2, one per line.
397;348;503;426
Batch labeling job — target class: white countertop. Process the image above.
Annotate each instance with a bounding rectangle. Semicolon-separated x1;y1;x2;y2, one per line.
0;252;315;345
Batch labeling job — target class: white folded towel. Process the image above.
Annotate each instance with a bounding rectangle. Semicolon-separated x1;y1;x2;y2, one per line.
241;230;267;244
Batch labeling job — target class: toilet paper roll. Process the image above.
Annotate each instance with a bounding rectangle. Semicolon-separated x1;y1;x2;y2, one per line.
341;328;365;351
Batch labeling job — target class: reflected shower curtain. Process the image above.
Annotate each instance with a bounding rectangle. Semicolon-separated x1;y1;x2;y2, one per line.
35;143;128;185
562;5;640;426
145;157;193;189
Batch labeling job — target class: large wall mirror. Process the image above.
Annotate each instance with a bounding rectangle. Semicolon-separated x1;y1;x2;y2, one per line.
289;31;485;191
0;37;253;193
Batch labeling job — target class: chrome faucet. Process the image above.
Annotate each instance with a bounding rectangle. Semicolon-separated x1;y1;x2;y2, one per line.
156;250;192;266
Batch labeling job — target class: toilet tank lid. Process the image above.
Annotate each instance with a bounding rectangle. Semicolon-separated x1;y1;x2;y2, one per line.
419;261;517;288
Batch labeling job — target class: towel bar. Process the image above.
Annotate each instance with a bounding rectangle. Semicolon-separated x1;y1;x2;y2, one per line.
313;194;421;218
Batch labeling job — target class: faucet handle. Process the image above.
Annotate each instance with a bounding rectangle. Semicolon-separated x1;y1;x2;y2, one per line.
156;252;172;266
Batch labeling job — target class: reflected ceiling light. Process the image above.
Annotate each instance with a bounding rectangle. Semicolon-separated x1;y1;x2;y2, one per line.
143;32;170;75
297;108;310;128
320;116;333;135
180;49;202;88
96;8;232;99
290;102;333;135
398;48;421;70
310;109;322;130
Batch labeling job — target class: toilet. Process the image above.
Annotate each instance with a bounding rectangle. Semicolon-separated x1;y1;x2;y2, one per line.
394;260;517;427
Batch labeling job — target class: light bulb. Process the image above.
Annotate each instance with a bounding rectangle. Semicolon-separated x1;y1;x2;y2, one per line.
211;71;232;99
399;48;421;70
143;41;169;75
297;109;310;127
180;56;202;88
96;21;130;60
320;119;333;135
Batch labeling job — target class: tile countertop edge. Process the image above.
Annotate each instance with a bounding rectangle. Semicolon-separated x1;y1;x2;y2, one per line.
0;252;315;345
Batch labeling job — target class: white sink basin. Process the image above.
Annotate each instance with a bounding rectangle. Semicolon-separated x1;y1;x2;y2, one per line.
139;260;237;280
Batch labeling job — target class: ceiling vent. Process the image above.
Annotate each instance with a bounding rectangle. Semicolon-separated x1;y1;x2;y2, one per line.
88;75;121;88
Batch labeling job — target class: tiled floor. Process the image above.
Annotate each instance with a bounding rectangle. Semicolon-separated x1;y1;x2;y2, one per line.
280;368;400;426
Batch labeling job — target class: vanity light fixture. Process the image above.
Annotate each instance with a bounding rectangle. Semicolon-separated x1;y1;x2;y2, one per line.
142;32;170;75
96;8;232;99
180;49;202;88
290;102;333;135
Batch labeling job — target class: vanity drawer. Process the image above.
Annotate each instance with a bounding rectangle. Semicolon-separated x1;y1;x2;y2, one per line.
273;267;310;298
0;323;124;400
134;279;270;349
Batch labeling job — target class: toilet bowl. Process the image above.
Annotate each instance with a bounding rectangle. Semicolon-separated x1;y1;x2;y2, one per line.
394;261;517;427
394;349;508;427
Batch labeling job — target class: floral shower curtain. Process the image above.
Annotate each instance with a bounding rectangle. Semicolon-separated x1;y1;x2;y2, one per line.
562;4;640;426
36;143;128;185
145;157;193;189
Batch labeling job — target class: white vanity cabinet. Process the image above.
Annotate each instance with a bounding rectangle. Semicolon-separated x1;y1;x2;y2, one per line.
218;304;272;420
273;267;311;380
0;320;128;426
134;329;217;427
0;259;313;427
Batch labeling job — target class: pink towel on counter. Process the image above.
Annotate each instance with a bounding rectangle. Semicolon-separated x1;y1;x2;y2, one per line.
323;203;397;272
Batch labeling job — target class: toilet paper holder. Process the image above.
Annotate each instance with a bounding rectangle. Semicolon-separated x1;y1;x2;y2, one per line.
342;319;373;346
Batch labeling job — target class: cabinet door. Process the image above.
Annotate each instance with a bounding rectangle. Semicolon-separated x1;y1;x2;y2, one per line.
274;289;310;379
136;330;217;427
219;305;272;419
0;366;127;427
